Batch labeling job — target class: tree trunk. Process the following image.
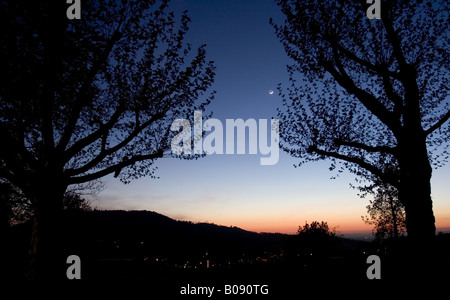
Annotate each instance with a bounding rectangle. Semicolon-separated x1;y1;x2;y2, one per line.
398;66;436;243
395;67;438;278
398;136;436;243
401;183;435;241
398;158;437;277
388;193;399;239
26;178;66;280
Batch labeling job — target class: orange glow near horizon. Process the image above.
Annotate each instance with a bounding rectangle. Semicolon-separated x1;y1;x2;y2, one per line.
178;214;450;235
184;216;372;235
164;203;450;235
95;161;450;237
240;211;450;234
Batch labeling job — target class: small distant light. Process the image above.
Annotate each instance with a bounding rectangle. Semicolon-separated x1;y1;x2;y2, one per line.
269;90;274;95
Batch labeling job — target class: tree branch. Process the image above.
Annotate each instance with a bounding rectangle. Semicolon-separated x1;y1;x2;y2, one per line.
65;111;166;176
381;6;408;68
382;75;403;117
425;108;450;136
309;145;399;187
0;127;39;185
67;150;164;184
322;49;401;136
334;42;401;80
57;29;123;152
63;102;125;162
329;38;404;119
335;139;398;156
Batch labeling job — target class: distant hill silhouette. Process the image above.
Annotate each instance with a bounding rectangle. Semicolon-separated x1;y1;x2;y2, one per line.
8;210;369;260
9;209;449;282
16;209;286;271
69;210;381;281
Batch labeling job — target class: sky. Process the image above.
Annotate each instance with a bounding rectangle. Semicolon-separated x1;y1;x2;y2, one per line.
92;0;450;235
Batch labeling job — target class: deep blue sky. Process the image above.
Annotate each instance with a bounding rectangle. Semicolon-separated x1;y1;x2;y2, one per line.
94;0;450;234
176;0;290;120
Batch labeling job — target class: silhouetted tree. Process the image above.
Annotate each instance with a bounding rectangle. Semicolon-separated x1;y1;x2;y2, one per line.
0;0;215;278
0;181;32;226
296;221;337;257
62;193;93;213
361;183;406;240
298;221;336;238
272;0;449;242
1;180;93;226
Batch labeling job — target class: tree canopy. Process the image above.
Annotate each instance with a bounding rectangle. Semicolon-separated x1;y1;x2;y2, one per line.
273;0;449;239
0;0;215;193
361;183;406;240
0;0;215;279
